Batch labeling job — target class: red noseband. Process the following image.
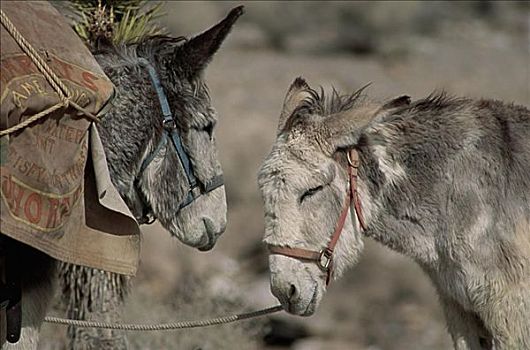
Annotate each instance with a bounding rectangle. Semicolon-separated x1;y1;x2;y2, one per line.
268;149;366;285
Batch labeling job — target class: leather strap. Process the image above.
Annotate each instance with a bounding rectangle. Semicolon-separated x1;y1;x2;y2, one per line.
1;247;21;344
348;150;367;230
268;246;321;261
327;172;353;254
138;58;200;193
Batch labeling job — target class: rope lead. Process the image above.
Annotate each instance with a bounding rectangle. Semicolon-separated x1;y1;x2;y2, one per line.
44;305;283;331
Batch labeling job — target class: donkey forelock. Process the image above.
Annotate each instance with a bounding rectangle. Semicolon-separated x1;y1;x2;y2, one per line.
281;83;370;135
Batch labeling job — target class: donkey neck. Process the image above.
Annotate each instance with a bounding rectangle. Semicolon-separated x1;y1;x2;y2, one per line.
353;134;439;265
94;53;173;210
351;143;384;229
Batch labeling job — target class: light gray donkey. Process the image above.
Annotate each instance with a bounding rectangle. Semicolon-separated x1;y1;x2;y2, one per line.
258;77;530;350
2;7;243;350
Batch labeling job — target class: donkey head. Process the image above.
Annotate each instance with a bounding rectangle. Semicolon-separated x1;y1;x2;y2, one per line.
258;78;404;315
96;7;243;251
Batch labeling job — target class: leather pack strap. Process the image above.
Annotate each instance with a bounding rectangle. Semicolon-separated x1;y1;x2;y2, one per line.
2;248;21;344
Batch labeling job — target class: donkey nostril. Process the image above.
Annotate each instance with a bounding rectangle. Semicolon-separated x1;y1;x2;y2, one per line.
202;218;214;234
289;284;298;300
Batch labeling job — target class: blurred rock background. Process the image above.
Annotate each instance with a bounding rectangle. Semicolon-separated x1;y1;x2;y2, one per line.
42;1;529;349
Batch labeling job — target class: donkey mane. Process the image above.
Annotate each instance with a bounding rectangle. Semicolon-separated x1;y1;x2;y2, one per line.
93;35;186;77
400;91;467;114
94;35;186;59
301;85;369;116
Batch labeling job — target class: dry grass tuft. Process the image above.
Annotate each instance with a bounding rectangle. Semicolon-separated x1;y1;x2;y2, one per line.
67;0;166;47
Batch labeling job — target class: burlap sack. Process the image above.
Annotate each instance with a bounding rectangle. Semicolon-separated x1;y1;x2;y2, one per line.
0;1;140;275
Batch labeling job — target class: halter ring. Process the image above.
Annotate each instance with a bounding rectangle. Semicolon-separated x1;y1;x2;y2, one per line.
163;119;176;130
346;150;359;168
317;249;333;271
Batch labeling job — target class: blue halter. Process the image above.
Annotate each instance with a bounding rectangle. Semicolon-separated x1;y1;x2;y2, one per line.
134;59;223;222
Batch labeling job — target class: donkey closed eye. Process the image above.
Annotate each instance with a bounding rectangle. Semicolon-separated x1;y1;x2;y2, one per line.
201;121;216;139
300;185;324;203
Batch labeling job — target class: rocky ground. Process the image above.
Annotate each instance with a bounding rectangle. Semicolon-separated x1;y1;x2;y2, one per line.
40;2;528;349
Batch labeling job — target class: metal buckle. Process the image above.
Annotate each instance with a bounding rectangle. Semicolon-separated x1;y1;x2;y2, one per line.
137;211;156;225
145;213;156;225
191;186;201;198
317;249;333;271
163;119;176;130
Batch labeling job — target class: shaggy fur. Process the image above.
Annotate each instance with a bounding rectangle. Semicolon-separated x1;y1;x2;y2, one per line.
259;78;530;350
2;7;242;350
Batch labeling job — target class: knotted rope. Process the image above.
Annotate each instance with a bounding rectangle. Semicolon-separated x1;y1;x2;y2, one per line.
44;305;283;331
0;9;99;137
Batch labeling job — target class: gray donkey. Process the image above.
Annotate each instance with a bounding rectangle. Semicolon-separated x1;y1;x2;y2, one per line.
3;7;243;350
258;78;530;350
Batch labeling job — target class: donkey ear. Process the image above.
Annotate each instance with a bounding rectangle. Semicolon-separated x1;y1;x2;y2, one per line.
325;96;410;152
323;105;382;153
381;95;411;110
174;6;244;77
277;77;313;134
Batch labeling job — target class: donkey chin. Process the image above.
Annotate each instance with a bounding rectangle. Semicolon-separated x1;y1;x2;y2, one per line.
172;186;227;251
269;255;326;316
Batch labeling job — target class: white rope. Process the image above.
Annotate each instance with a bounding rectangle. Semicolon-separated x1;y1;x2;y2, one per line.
0;9;98;136
44;305;283;331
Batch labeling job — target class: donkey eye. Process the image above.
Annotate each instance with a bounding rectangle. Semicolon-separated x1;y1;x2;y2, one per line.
300;185;323;203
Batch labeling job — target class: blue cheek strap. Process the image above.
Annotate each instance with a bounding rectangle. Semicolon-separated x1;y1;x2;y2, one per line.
136;59;223;216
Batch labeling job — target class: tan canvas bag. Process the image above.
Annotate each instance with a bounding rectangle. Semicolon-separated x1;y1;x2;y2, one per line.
1;1;140;276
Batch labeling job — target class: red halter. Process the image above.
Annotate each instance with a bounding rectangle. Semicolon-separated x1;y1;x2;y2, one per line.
268;149;366;285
